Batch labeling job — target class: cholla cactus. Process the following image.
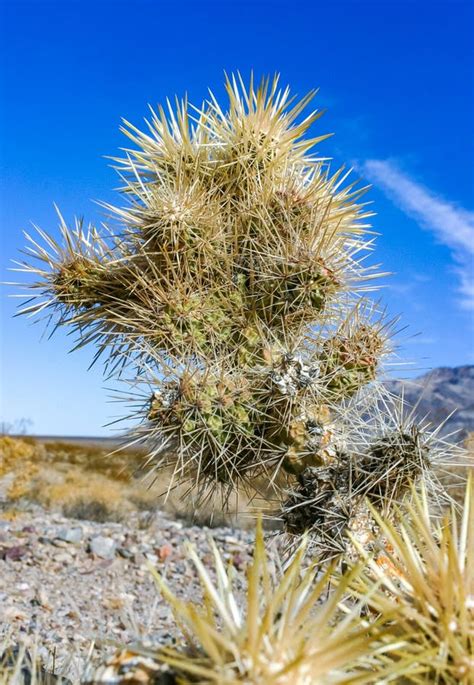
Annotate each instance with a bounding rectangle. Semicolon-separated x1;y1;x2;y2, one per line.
280;395;460;558
13;74;458;549
89;522;421;685
349;477;474;684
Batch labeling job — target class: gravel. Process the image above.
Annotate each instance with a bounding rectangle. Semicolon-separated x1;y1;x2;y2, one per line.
0;502;265;681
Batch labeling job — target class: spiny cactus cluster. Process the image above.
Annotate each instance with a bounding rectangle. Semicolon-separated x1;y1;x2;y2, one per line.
89;521;419;685
14;74;458;553
89;481;474;684
280;406;451;558
351;478;474;684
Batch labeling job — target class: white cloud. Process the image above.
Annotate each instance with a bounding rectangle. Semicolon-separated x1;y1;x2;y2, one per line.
361;159;474;310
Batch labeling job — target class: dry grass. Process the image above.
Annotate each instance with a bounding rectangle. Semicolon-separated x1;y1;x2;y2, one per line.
0;636;86;684
0;436;41;500
0;436;272;525
0;435;159;521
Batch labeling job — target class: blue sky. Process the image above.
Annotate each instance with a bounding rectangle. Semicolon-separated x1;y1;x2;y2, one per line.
1;0;473;436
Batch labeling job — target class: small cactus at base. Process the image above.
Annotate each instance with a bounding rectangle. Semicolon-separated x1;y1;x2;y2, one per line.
348;477;474;684
5;487;470;683
125;524;421;684
88;521;453;684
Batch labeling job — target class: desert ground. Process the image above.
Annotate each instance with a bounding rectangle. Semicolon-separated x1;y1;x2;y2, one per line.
0;435;281;682
1;430;472;683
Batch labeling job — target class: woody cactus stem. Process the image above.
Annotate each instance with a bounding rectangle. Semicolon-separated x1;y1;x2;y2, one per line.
13;74;455;547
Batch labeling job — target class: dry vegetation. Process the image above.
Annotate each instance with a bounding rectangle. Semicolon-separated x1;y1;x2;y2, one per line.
0;436;272;526
0;435;149;521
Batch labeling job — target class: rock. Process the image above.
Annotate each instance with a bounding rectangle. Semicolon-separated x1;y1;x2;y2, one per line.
54;552;72;564
32;588;52;610
0;545;28;561
89;536;116;560
133;552;146;566
2;606;29;621
232;553;245;570
56;527;83;544
117;547;134;559
51;539;69;548
21;525;35;534
157;543;173;562
103;596;125;611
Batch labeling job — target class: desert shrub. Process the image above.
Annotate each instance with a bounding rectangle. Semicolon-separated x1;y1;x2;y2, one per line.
38;441;146;481
89;480;474;684
0;436;42;500
34;470;130;521
0;437;158;521
0;436;254;523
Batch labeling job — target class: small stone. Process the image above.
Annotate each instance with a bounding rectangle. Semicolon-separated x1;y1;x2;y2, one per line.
89;536;116;560
56;527;83;544
21;525;35;534
168;520;183;530
157;543;173;562
232;553;245;570
117;547;133;559
54;552;72;564
133;552;146;566
2;606;28;621
33;588;52;610
103;596;125;611
0;545;28;561
51;539;69;548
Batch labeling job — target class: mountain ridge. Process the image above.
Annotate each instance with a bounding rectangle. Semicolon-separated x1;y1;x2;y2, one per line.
385;364;474;442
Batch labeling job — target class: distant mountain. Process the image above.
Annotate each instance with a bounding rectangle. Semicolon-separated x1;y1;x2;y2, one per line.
385;365;474;443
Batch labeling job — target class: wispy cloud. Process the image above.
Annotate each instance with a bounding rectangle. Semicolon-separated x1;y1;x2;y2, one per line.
361;160;474;310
